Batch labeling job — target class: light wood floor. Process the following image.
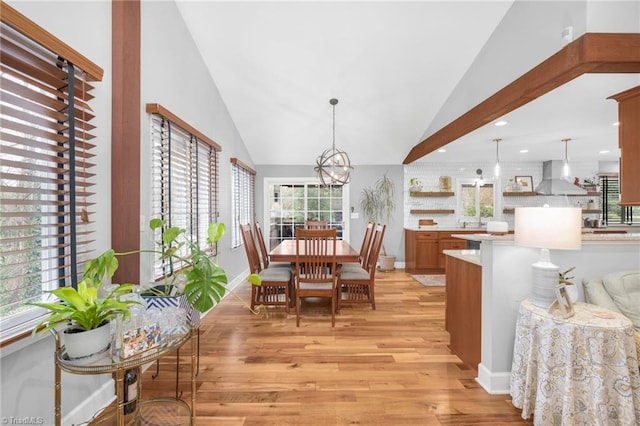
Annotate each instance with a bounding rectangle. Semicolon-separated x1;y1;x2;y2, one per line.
141;269;533;425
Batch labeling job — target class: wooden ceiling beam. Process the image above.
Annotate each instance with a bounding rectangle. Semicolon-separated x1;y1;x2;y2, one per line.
403;33;640;164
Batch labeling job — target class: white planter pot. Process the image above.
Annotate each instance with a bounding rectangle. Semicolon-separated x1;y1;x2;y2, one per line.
378;255;396;272
63;321;111;359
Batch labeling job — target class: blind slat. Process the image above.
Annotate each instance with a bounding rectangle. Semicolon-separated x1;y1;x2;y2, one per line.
1;16;99;336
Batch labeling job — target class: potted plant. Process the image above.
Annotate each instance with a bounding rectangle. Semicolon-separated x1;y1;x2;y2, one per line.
360;173;396;271
100;218;262;322
409;177;423;193
29;252;139;359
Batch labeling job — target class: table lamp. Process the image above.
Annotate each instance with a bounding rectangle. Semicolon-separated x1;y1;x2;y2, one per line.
514;205;582;308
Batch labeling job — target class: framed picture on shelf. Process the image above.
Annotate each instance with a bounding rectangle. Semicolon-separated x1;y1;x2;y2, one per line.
515;176;534;193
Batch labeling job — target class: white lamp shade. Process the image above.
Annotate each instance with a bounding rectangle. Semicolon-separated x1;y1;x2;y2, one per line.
514;206;582;250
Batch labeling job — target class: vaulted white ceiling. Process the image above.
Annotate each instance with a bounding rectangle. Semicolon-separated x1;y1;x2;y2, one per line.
175;1;638;166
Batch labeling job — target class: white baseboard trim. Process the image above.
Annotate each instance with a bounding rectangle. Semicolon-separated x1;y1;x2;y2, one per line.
63;379;115;426
476;363;511;395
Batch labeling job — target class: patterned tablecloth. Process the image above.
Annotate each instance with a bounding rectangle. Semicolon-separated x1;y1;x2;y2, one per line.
510;300;640;425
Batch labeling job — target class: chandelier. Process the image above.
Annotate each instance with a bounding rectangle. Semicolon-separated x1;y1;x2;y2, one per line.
315;98;352;186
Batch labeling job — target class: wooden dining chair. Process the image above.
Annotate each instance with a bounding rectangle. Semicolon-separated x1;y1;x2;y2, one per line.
337;224;386;311
239;224;291;312
304;220;329;229
341;221;374;273
254;222;290;269
293;228;339;327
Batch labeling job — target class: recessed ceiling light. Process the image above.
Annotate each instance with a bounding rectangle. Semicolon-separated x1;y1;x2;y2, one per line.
437;149;446;153
599;150;610;154
613;121;620;126
494;120;508;127
520;149;529;153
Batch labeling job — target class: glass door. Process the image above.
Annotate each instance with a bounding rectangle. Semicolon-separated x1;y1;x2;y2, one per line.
264;178;349;250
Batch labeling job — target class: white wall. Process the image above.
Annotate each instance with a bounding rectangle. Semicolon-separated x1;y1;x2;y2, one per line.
1;1;256;423
138;0;254;285
255;165;406;263
404;160;601;229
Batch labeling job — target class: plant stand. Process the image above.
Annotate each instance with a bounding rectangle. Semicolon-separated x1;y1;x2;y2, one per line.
52;325;197;426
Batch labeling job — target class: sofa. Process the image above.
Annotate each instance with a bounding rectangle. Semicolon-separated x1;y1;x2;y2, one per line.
582;270;640;356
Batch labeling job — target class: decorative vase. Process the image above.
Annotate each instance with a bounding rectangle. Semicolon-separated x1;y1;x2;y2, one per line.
142;293;200;328
63;321;111;359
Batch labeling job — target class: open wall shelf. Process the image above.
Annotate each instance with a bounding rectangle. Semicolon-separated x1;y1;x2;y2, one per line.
410;191;454;197
410;209;455;214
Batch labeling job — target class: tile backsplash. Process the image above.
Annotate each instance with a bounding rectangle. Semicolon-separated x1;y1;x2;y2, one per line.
404;161;600;229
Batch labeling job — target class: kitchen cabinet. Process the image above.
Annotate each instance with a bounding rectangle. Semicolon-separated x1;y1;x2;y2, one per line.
438;234;467;268
415;232;439;269
405;230;477;273
609;86;640;206
445;254;481;372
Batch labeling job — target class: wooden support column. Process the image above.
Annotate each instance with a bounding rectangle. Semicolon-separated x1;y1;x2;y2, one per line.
112;0;141;283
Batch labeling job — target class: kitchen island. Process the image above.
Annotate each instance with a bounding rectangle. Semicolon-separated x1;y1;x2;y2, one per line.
445;232;640;394
443;250;482;372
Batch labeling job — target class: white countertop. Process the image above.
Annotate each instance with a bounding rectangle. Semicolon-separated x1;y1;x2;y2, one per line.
405;226;486;232
443;249;481;266
451;233;640;242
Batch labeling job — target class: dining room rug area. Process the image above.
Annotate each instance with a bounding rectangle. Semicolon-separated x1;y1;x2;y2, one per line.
411;274;446;286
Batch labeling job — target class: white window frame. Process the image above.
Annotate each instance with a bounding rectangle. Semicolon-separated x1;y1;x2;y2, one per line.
457;178;498;225
263;177;350;250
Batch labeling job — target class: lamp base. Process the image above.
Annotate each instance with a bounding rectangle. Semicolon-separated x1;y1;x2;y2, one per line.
530;249;559;308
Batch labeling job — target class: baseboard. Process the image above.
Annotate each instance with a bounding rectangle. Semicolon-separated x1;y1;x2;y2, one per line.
63;379;115;426
476;363;511;395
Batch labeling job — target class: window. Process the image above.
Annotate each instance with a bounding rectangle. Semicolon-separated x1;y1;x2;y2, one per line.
458;179;495;224
0;6;103;340
264;179;348;250
600;176;636;225
149;105;220;279
230;158;255;248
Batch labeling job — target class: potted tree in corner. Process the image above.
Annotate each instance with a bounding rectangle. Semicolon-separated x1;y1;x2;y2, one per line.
360;173;396;271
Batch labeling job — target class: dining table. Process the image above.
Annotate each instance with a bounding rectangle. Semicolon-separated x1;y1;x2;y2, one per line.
269;239;359;263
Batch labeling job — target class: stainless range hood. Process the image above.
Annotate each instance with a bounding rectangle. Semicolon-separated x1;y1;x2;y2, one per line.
535;160;587;195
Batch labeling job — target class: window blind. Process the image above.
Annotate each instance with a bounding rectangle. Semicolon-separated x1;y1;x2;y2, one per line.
149;109;220;280
0;6;103;341
600;176;636;224
230;158;256;248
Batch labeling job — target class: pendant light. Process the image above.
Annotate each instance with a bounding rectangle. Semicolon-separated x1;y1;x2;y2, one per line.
493;138;501;177
315;98;353;186
562;138;571;179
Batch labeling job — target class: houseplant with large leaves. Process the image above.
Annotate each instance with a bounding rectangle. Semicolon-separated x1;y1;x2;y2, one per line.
101;218;261;318
29;250;139;359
